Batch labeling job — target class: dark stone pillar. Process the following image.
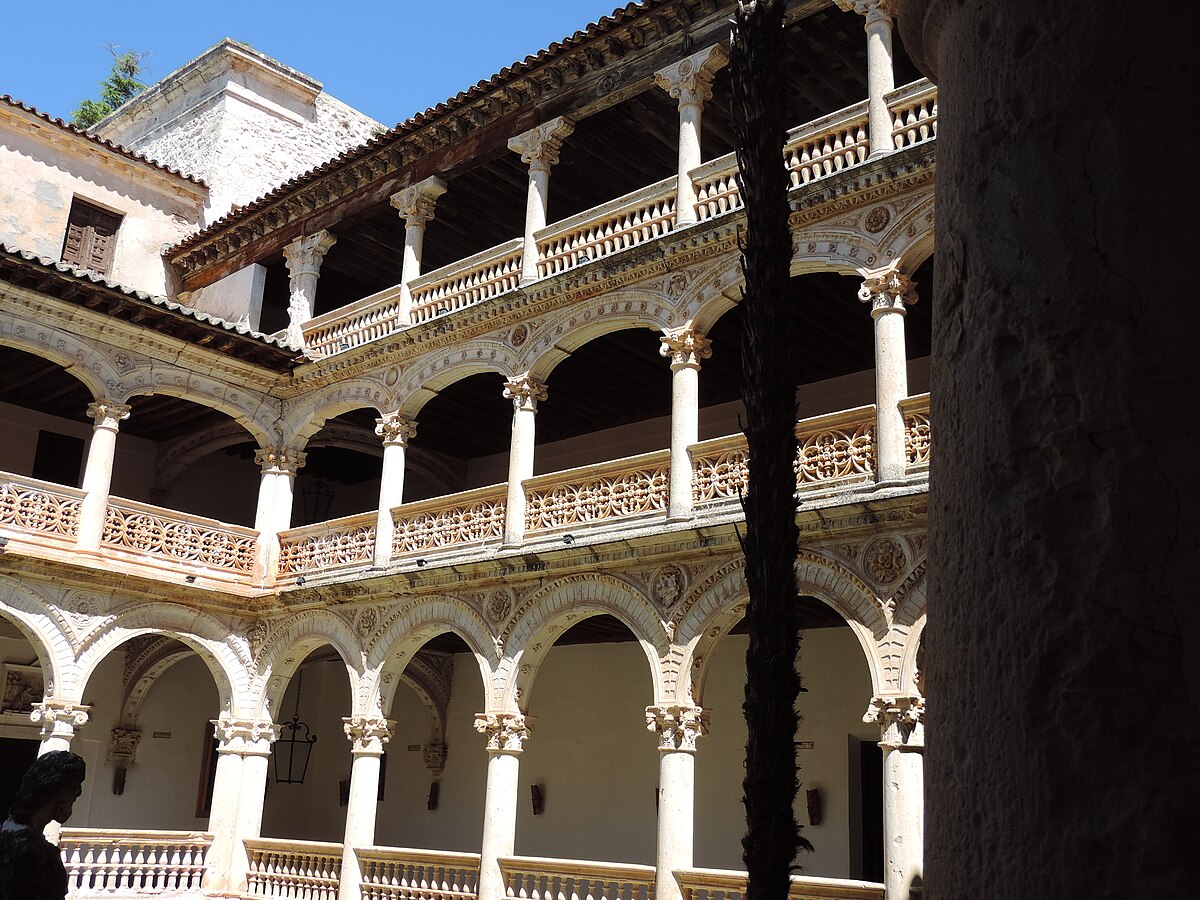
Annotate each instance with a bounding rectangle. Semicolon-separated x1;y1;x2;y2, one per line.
895;0;1197;895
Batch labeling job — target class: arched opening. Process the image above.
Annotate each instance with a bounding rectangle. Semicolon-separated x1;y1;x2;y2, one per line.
407;371;509;495
0;609;49;816
291;408;385;526
693;598;877;880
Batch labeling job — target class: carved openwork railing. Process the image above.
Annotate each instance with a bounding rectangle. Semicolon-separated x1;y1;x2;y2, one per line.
392;484;507;557
60;828;210;894
357;847;481;900
304;283;407;357
887;79;938;149
901;392;931;471
101;497;257;574
524;450;670;532
0;472;82;544
676;868;883;900
537;177;677;278
278;511;377;578
411;239;524;324
692;406;878;503
500;856;655;900
245;838;342;899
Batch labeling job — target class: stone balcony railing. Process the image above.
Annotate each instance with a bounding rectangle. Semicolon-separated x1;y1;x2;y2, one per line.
500;855;656;900
357;846;481;900
675;867;883;900
300;81;937;358
101;495;258;579
244;837;342;900
60;827;211;897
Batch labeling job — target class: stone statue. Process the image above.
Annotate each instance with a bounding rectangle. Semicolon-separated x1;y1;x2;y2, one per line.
0;750;86;900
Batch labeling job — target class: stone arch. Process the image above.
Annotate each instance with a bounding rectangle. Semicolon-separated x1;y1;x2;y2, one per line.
495;575;668;713
0;576;72;696
0;323;113;401
393;341;520;418
679;256;744;336
117;370;276;448
118;638;194;727
897;615;926;697
255;609;366;719
151;420;262;494
366;598;495;719
877;192;936;276
280;379;390;449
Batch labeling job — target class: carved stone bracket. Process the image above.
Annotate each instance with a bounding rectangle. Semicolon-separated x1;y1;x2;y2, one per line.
659;328;712;370
375;412;418;448
212;716;280;757
30;701;91;741
474;712;534;754
858;269;918;316
503;374;549;413
343;715;395;755
390;176;448;226
864;694;924;750
508;117;575;172
86;400;131;431
108;726;142;765
654;44;729;110
646;704;709;752
424;742;449;776
283;230;338;279
254;448;307;476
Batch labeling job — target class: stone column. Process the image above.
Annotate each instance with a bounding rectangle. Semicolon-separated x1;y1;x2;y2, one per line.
474;713;533;900
865;696;923;900
283;230;337;346
76;399;131;551
203;716;279;895
654;45;729;226
390;176;448;321
660;329;712;519
501;375;548;545
508;117;574;283
859;269;917;483
646;705;708;900
338;716;394;900
30;700;90;755
837;0;897;155
373;412;417;568
252;448;306;580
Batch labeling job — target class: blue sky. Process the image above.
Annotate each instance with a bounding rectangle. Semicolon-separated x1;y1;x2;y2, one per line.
0;1;630;125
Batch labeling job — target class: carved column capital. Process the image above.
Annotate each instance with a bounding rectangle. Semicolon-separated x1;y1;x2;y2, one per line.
660;328;712;370
859;269;918;316
654;44;729;109
424;742;448;776
474;712;534;754
86;400;131;431
646;704;709;752
835;0;898;25
30;701;90;741
508;117;575;171
864;694;924;750
375;412;418;447
503;374;548;413
343;715;395;755
212;715;280;757
254;447;306;476
283;230;338;279
390;176;448;226
108;726;142;765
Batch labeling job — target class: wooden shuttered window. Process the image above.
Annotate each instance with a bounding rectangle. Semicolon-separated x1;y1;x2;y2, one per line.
60;198;122;276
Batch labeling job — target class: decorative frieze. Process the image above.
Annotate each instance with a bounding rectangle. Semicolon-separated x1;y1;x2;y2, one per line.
474;712;533;754
646;704;709;752
343;715;395;755
1;663;43;712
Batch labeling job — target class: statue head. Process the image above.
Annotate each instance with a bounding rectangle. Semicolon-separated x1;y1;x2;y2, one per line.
6;750;86;825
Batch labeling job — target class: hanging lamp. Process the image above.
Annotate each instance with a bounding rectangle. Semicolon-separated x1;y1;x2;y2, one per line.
274;668;317;783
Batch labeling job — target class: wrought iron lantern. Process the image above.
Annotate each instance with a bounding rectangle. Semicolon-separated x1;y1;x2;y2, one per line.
301;478;334;525
274;668;317;784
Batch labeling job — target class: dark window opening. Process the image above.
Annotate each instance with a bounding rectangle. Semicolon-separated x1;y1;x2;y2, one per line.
31;430;85;487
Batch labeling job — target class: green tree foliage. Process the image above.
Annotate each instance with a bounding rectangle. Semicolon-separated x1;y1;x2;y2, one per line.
71;45;149;128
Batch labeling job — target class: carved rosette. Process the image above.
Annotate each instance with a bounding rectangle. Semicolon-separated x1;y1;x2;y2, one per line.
502;374;549;413
254;448;307;476
474;712;533;754
108;726;142;765
646;704;709;752
343;715;395;755
283;230;338;279
30;701;91;740
858;269;918;316
508;117;575;172
834;0;898;25
654;44;729;109
659;328;712;370
212;716;280;757
390;176;448;226
864;695;924;750
86;400;131;431
375;412;418;448
424;742;449;776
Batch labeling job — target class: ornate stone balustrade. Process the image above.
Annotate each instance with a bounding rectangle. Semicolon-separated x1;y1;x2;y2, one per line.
410;239;525;324
277;511;377;578
524;449;670;532
691;405;880;504
675;867;883;900
691;155;743;222
60;828;210;895
784;100;871;189
887;80;938;149
536;176;677;278
101;497;257;575
304;283;407;357
357;846;481;900
500;856;656;900
244;838;343;900
901;392;931;471
0;472;82;546
392;484;507;557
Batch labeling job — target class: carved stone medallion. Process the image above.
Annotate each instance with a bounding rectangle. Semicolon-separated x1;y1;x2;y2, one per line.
864;205;891;234
652;564;686;608
864;537;906;584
